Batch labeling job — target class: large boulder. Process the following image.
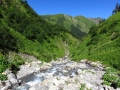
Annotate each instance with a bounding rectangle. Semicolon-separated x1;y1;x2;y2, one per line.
9;78;18;84
78;63;88;69
7;73;18;84
5;81;11;88
1;81;11;90
7;73;16;79
90;61;104;68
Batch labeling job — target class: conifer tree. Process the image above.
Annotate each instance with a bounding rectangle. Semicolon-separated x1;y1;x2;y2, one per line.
112;3;120;14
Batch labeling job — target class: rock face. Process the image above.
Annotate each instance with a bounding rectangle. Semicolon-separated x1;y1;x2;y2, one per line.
17;61;42;79
1;58;120;90
88;17;103;24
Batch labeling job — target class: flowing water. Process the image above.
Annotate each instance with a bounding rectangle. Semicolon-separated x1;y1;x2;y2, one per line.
12;61;101;90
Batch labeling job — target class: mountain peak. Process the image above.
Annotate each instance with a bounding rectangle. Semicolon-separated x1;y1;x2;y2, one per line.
42;14;96;38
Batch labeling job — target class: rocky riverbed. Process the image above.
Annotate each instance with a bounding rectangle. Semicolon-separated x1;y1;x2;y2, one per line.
0;58;120;90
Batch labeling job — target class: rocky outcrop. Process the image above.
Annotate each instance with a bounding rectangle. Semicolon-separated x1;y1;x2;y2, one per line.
17;61;42;79
88;17;103;24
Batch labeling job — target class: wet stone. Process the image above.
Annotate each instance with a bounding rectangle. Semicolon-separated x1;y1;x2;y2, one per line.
6;59;106;90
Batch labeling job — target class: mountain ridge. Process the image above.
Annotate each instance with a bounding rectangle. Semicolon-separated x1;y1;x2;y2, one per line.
42;14;96;38
88;17;103;24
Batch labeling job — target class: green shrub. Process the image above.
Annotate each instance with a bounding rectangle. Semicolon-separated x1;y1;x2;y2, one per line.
0;74;7;81
103;81;111;86
0;57;10;73
102;67;120;88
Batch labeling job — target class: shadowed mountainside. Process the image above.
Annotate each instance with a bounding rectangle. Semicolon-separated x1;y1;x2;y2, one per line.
42;14;96;38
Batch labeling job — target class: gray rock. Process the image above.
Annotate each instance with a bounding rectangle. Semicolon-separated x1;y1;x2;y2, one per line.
7;73;16;80
6;81;11;87
77;69;82;75
99;88;105;90
29;86;36;90
12;58;118;90
35;85;49;90
1;81;11;90
1;86;9;90
86;60;92;64
0;81;6;86
0;81;5;89
70;72;76;78
5;81;11;88
80;59;88;63
62;70;68;73
79;63;88;69
9;78;18;84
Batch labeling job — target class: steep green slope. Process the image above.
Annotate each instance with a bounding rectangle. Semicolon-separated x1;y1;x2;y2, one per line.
0;0;79;58
42;14;96;38
0;0;79;79
72;12;120;70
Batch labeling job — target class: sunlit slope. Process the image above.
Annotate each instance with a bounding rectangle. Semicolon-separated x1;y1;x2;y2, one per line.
72;12;120;70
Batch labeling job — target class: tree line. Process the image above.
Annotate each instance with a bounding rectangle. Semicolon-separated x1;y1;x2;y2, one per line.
112;3;120;14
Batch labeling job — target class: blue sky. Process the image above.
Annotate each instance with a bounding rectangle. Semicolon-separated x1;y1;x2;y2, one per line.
27;0;120;19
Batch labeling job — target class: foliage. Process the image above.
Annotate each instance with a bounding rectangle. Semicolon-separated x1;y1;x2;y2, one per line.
102;67;120;88
71;12;120;70
0;55;10;73
0;0;77;59
0;74;7;81
0;54;10;80
112;3;120;14
0;0;79;80
79;84;92;90
79;84;86;90
42;14;96;38
0;22;19;53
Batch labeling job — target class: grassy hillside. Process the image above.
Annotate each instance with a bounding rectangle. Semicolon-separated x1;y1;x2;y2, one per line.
71;12;120;87
42;14;96;38
0;0;79;80
72;12;120;70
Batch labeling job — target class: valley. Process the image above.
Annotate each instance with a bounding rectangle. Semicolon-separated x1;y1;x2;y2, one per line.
0;0;120;90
